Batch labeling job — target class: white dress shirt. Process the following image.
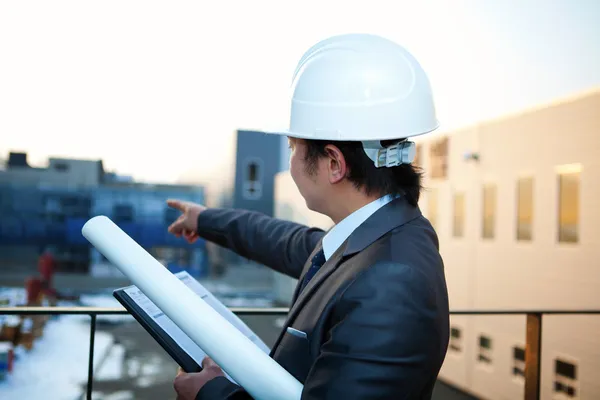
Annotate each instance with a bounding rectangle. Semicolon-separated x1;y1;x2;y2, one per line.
321;195;396;261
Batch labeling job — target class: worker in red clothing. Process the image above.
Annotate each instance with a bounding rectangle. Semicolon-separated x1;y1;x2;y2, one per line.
37;247;58;301
38;247;55;284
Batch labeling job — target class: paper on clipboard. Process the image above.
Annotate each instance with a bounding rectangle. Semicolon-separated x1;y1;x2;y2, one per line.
123;271;270;381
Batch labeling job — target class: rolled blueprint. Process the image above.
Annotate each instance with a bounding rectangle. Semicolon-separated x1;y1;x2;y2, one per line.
82;216;303;400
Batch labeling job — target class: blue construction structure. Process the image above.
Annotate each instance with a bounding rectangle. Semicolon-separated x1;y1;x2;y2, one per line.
0;182;208;277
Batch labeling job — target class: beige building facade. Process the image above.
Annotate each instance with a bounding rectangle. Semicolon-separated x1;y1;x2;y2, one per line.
415;88;600;400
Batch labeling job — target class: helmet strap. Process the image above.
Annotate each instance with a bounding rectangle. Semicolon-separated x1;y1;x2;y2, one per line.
362;140;416;168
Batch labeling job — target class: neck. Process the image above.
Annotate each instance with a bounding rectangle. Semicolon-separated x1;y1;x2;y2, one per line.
325;190;382;224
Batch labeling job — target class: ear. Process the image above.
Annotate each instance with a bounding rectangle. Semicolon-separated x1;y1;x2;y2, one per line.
324;144;347;184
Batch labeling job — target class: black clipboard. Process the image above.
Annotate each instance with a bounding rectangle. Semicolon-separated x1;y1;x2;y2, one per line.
113;288;202;373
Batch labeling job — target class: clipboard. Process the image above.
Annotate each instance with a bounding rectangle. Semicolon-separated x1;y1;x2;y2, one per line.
113;287;202;372
112;271;271;376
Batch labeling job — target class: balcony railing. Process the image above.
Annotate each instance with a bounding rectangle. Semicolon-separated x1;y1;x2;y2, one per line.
1;307;599;400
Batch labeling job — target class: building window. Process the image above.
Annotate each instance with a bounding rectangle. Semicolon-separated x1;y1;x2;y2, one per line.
557;164;581;244
516;177;534;241
242;158;263;200
482;184;496;239
429;136;449;179
113;203;134;223
248;162;258;182
427;188;438;229
513;346;525;378
453;192;465;238
449;326;462;352
44;196;62;214
554;359;577;398
54;162;70;171
478;335;492;364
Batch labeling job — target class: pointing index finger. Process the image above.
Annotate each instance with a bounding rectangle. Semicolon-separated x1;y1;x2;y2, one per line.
166;199;185;211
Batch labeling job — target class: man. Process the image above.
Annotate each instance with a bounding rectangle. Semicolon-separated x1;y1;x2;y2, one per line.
168;33;450;399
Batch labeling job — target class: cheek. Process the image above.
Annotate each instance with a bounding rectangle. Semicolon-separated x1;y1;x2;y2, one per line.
289;151;301;182
290;152;314;193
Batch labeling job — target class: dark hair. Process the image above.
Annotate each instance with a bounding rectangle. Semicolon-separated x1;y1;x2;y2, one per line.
303;139;423;206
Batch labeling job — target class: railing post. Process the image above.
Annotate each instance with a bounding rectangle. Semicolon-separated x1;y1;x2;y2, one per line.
87;314;97;400
524;313;542;400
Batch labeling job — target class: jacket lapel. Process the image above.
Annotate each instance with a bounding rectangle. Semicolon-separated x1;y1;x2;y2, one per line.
289;242;347;319
270;243;347;355
269;196;423;356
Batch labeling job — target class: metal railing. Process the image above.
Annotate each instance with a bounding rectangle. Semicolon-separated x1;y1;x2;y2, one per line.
0;307;599;400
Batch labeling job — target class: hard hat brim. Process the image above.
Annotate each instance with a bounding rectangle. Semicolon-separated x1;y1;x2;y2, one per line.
258;121;440;142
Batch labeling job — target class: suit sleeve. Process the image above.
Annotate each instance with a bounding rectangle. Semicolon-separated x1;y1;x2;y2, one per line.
195;208;325;279
300;261;448;400
195;376;249;400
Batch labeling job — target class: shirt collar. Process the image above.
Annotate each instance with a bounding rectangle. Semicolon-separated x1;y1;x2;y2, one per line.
322;195;396;261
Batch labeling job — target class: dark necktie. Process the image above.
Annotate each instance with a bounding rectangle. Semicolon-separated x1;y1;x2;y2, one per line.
298;249;326;294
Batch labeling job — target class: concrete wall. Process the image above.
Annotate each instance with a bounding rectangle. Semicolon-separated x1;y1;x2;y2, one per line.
416;88;600;400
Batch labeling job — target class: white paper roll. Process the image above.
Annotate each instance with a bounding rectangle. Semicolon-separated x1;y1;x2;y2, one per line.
82;216;303;400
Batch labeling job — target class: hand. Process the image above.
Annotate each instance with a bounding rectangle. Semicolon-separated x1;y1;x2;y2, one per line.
166;199;206;243
174;357;225;399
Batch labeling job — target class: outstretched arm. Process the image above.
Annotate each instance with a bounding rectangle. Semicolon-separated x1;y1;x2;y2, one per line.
196;208;325;279
166;199;326;279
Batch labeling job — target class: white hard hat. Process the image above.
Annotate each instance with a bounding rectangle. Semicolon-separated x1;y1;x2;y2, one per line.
266;33;439;167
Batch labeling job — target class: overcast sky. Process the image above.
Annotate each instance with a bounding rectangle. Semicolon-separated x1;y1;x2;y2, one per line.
1;0;599;184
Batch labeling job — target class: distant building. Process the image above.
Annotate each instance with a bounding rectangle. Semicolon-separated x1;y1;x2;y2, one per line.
88;182;207;277
0;184;94;274
0;152;105;188
233;130;288;216
204;129;289;274
0;152;207;277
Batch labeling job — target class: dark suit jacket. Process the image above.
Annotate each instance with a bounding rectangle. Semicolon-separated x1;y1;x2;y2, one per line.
194;196;449;399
